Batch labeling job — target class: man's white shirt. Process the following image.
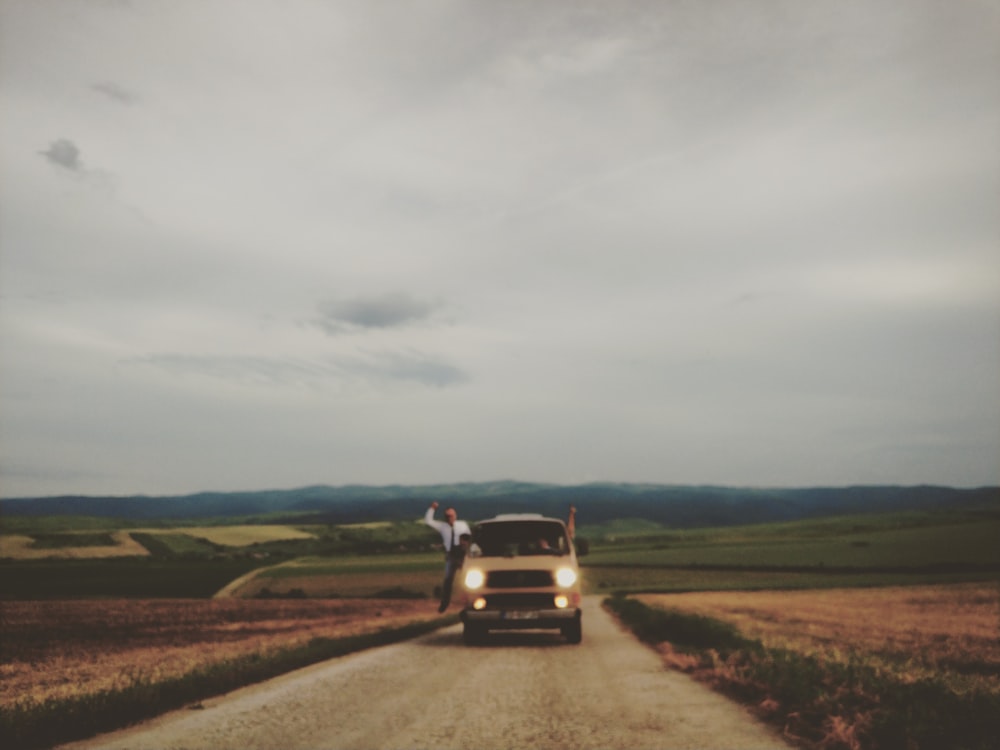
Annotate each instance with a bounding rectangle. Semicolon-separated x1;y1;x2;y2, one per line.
424;507;471;552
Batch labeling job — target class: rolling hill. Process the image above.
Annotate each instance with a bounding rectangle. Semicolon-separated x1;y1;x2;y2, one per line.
2;482;997;529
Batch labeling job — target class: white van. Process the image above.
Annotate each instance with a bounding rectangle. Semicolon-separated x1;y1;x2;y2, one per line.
458;514;584;644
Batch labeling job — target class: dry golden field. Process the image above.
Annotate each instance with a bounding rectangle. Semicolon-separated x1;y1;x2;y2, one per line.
0;598;440;709
0;532;150;560
153;525;316;547
637;582;1000;687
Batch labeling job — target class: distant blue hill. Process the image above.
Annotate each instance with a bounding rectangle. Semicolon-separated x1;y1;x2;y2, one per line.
1;482;997;528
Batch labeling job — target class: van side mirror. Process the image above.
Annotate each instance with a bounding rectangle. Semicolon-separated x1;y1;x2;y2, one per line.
574;538;589;557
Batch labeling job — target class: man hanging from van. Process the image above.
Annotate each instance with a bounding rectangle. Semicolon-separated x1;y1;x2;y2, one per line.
424;501;472;613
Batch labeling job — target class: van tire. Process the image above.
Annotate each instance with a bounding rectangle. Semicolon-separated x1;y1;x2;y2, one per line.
463;623;485;645
563;616;582;644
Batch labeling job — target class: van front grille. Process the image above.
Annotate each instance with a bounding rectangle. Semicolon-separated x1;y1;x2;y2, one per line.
484;593;557;609
487;570;554;588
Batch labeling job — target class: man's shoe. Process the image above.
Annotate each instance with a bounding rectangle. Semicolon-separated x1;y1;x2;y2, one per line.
437;603;447;613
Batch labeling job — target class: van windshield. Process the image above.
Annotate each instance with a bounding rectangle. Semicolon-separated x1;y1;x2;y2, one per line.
474;521;569;557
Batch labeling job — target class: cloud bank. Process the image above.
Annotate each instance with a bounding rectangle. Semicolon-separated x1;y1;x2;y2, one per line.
1;0;997;497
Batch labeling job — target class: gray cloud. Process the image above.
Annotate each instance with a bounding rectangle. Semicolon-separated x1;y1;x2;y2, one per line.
352;351;469;388
128;350;467;389
315;293;440;334
39;138;83;171
129;354;333;387
92;81;138;105
37;138;119;194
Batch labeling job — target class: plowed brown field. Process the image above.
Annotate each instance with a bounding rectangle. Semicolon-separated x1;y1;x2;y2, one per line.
638;582;1000;684
1;598;440;708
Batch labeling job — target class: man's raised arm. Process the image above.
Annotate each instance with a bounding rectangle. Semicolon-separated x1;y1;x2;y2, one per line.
424;501;442;530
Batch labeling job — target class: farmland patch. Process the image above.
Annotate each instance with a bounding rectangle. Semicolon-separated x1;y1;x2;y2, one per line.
149;525;316;547
228;553;442;599
0;525;316;561
581;565;1000;594
0;531;150;560
637;582;1000;686
609;583;1000;749
585;518;1000;571
0;598;441;710
0;559;262;599
0;598;452;748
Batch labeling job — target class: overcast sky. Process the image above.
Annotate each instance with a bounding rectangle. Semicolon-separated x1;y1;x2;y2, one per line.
1;0;998;498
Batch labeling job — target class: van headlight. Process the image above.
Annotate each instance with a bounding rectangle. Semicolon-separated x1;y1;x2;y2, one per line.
555;567;577;587
464;569;485;589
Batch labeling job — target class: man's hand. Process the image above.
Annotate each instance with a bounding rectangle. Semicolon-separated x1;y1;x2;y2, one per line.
430;501;439;510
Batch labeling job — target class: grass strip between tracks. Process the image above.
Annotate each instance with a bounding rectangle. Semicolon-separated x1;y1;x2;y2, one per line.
603;594;999;750
1;615;457;750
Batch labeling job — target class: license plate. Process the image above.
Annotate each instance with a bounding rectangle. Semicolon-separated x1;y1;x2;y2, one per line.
502;610;538;620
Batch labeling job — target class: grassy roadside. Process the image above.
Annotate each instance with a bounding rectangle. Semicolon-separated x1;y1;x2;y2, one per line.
0;614;457;750
603;594;999;750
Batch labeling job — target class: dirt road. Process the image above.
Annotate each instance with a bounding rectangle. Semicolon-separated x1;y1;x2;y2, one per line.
61;597;788;750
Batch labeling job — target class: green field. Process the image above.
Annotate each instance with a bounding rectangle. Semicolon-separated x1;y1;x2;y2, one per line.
575;510;1000;595
0;559;263;599
1;507;997;600
259;553;442;577
129;532;223;558
586;523;999;569
0;513;319;535
234;553;445;599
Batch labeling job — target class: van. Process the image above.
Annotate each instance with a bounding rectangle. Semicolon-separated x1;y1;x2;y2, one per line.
458;513;583;644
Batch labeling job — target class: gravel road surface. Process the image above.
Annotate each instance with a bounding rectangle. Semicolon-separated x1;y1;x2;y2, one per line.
61;597;789;750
